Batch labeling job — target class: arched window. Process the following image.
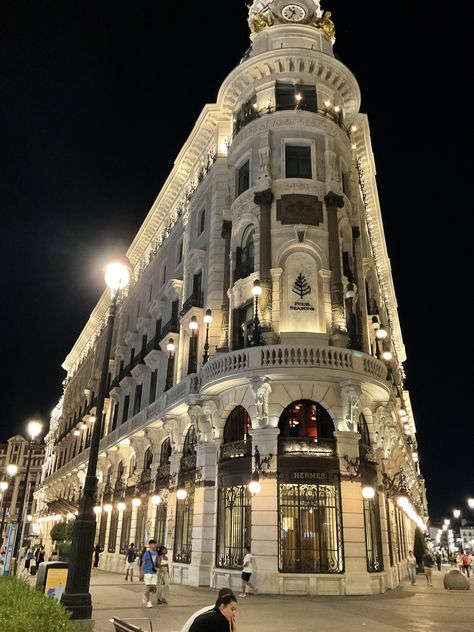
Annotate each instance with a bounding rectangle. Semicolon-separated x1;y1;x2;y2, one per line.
183;426;197;457
234;225;255;282
278;400;334;440
143;447;153;471
223;406;251;444
160;438;171;467
359;414;371;446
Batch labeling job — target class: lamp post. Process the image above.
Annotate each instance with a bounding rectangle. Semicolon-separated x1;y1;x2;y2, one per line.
188;315;199;374
12;421;42;568
252;279;263;347
60;257;131;620
165;338;176;391
202;309;212;365
0;465;18;547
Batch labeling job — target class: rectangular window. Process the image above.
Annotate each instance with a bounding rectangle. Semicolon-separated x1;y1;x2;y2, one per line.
119;360;124;380
216;486;251;569
193;270;202;299
133;384;142;416
279;481;343;573
285;145;312;179
122;395;130;424
111;402;119;431
298;84;317;112
141;334;147;356
177;241;183;265
108;510;119;553
174;490;194;564
130;348;135;367
198;209;206;235
276;83;296;110
149;370;158;405
237;161;250;196
363;494;384;572
162;265;167;286
154;318;162;348
154;503;167;547
171;299;179;323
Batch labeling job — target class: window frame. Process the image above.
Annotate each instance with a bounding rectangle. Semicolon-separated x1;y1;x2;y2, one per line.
283;141;314;179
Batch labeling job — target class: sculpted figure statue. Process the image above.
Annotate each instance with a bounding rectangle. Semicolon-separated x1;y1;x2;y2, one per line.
313;10;336;42
250;11;273;34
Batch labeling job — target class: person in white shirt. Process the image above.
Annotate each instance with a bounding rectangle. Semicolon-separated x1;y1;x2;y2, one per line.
240;546;257;597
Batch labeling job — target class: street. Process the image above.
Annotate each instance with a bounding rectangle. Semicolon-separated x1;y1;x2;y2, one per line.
86;567;474;632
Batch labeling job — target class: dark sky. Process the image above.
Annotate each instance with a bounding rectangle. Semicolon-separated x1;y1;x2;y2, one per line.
1;1;472;522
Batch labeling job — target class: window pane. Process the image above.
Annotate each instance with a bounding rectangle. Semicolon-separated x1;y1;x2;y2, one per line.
174;491;194;563
217;486;251;569
299;85;317;112
276;83;296;110
286;146;312;179
279;482;343;573
237;161;250;196
364;495;384;572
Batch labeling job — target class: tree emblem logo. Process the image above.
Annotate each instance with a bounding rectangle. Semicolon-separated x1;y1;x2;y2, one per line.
292;273;311;299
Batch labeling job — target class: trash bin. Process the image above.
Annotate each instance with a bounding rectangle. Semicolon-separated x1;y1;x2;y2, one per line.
35;561;68;600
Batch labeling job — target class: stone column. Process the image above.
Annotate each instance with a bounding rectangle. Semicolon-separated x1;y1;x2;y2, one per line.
218;220;232;352
254;189;274;335
335;431;373;594
249;427;279;593
325;192;349;347
188;442;218;586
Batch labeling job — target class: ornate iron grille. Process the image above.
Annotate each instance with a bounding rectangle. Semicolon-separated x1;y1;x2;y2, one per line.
220;440;252;462
120;507;132;554
363;495;384;572
97;511;108;549
135;502;147;550
278;482;343;573
174;490;194;564
216;486;251;569
154;502;167;547
108;509;119;553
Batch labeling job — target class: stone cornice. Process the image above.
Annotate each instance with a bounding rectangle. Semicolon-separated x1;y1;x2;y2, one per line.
353;114;406;363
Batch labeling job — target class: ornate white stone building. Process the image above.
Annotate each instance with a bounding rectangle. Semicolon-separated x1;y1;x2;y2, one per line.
34;0;428;595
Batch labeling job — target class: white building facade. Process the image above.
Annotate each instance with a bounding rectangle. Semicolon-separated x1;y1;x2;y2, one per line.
34;0;428;596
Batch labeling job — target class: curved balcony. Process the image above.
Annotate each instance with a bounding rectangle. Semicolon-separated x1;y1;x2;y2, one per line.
201;344;387;393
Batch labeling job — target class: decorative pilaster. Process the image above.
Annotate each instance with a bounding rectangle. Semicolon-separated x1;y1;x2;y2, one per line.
325;192;349;347
254;189;273;331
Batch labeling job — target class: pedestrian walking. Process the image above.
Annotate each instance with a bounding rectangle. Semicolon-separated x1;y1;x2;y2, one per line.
422;549;434;586
24;546;34;572
435;552;442;572
188;589;238;632
180;588;236;632
461;552;471;577
93;544;101;568
141;539;159;608
407;550;417;585
157;545;170;604
125;543;137;581
35;545;45;566
138;545;147;581
240;545;257;597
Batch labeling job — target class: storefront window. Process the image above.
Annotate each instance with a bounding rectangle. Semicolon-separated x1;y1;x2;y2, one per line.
154;502;167;547
363;494;384;572
279;482;343;573
120;506;132;554
108;509;119;553
135;502;147;550
174;489;194;564
216;485;251;569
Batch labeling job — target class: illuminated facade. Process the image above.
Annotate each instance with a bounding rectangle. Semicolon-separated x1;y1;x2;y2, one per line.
34;0;428;595
0;436;45;544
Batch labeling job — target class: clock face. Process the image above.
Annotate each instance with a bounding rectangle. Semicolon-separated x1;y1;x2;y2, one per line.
282;4;307;22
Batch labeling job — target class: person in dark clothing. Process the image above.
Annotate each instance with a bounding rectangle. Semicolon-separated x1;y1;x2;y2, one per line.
189;590;237;632
93;544;101;568
35;545;45;566
435;552;442;571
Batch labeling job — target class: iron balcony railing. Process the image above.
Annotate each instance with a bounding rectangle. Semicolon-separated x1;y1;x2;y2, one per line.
180;292;204;317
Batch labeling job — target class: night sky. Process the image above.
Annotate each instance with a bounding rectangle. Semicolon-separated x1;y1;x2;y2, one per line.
1;1;472;523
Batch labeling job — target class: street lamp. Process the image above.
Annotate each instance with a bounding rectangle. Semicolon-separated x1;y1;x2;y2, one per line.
202;309;212;365
61;256;131;620
165;338;176;391
12;420;42;567
252;279;263;347
468;498;474;510
453;509;461;519
188;316;199;374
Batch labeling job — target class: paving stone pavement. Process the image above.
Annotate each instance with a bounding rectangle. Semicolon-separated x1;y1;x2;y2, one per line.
83;567;473;632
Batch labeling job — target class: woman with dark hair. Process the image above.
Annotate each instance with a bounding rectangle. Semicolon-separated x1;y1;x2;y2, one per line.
185;589;238;632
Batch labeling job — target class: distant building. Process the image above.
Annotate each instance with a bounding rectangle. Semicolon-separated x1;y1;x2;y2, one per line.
0;435;45;544
460;521;474;552
34;0;428;596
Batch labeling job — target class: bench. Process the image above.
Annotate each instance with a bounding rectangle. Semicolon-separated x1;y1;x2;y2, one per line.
109;617;153;632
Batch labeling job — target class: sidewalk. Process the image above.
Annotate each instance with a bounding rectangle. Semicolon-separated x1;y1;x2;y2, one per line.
87;566;474;632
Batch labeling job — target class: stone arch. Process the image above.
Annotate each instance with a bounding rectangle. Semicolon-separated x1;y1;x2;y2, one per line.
267;381;339;431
